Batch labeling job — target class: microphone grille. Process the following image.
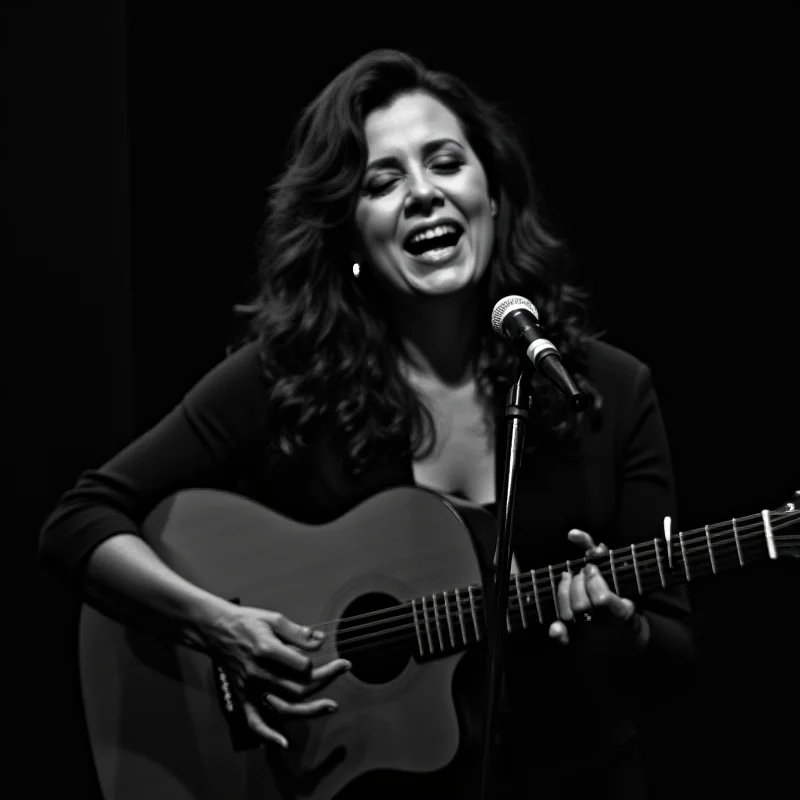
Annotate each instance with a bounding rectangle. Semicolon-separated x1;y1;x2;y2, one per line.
491;295;539;336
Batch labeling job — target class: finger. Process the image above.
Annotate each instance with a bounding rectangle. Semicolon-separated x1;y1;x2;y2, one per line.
604;594;637;621
585;541;609;562
582;563;613;609
268;613;326;651
263;693;338;717
255;638;313;675
557;571;574;622
549;620;570;645
309;658;352;686
569;568;591;616
568;529;597;552
583;566;636;620
243;702;289;749
263;658;352;700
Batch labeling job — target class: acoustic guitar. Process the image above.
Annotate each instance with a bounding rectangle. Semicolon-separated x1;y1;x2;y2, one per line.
79;486;800;799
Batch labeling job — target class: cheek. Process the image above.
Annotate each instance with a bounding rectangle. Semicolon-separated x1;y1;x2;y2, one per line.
359;202;398;248
463;174;493;219
467;190;494;241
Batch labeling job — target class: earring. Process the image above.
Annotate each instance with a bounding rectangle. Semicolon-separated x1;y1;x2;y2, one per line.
352;262;361;278
491;201;498;218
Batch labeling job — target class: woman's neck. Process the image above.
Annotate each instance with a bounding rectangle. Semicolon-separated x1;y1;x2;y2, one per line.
390;291;481;388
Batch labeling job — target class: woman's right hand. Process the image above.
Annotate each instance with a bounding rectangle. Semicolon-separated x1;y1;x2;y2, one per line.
203;603;352;749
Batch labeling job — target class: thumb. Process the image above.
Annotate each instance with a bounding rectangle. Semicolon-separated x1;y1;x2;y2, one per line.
568;528;598;551
271;614;324;649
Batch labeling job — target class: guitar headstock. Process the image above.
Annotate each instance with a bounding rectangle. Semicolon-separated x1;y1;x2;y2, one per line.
773;490;800;559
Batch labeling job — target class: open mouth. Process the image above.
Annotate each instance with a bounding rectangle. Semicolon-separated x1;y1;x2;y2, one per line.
403;222;465;257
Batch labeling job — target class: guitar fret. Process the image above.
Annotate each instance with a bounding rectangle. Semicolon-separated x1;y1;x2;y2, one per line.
762;510;778;560
654;538;666;588
455;589;468;645
678;529;691;581
420;596;435;654
442;590;456;648
705;525;717;574
531;570;543;624
432;594;445;652
467;585;481;641
631;545;643;595
608;549;620;595
514;574;527;630
548;565;560;620
410;599;425;657
732;518;744;566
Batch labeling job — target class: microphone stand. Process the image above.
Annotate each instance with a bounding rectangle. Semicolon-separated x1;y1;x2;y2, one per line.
479;360;537;800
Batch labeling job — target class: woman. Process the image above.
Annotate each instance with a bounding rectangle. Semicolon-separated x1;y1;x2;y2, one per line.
40;49;694;799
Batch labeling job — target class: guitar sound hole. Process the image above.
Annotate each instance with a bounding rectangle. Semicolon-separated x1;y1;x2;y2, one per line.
337;592;414;684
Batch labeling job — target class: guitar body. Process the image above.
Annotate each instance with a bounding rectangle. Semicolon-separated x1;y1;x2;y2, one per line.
79;487;489;800
80;482;800;800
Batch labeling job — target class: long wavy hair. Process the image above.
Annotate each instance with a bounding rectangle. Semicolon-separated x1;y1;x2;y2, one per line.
232;49;600;478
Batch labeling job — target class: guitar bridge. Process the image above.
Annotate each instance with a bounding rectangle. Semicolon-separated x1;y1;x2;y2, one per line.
211;598;263;752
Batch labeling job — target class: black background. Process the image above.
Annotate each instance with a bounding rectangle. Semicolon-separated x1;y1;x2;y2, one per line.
6;4;798;797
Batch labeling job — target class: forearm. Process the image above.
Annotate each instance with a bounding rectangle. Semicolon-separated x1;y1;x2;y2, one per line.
81;533;233;653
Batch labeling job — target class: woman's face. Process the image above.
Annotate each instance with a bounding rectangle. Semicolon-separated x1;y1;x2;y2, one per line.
353;91;496;298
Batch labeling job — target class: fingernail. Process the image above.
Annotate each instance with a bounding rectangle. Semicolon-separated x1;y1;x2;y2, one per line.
312;629;324;641
278;737;289;749
343;661;353;671
327;703;338;713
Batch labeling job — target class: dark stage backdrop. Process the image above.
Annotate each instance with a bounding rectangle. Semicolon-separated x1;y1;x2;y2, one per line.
7;4;798;798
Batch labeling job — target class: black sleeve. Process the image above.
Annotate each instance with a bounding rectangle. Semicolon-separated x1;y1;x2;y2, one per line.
616;362;696;676
38;342;269;583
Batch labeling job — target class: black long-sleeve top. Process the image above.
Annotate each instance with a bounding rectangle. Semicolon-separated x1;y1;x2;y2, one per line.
39;336;694;797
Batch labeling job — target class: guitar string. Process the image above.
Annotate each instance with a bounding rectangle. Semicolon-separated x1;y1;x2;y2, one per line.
314;534;800;663
304;520;799;644
309;536;800;664
298;526;798;660
314;520;800;632
301;515;797;636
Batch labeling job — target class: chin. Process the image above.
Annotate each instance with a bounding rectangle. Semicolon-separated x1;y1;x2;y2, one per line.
412;269;476;295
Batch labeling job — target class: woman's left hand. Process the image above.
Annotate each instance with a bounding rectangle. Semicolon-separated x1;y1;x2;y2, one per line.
548;529;650;650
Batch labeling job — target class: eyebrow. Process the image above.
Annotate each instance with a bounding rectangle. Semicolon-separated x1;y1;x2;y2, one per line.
365;138;465;172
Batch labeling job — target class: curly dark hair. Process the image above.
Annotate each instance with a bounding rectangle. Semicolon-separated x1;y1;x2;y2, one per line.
232;49;600;478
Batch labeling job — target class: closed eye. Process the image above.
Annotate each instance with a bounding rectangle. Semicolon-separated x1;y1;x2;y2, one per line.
363;157;464;196
430;158;463;173
363;175;401;196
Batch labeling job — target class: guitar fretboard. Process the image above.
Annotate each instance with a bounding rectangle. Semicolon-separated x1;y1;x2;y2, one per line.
380;507;797;659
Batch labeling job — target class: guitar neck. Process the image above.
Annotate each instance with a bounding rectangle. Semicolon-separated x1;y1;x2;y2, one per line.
406;506;796;659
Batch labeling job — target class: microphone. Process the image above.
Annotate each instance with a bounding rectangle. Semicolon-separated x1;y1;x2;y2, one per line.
491;295;589;412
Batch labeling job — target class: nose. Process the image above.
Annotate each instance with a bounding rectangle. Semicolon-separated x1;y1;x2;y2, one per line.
404;171;444;214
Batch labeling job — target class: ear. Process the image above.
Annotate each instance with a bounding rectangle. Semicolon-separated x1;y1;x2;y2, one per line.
490;198;498;218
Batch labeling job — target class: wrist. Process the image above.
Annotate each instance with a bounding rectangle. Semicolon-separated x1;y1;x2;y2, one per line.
180;589;240;653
